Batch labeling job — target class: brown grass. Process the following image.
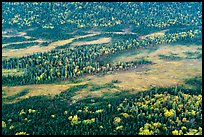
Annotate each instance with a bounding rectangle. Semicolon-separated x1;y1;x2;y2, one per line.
71;37;111;47
88;44;202;92
2;81;88;103
2;33;100;58
88;59;201;93
149;44;201;57
139;29;168;40
113;44;201;63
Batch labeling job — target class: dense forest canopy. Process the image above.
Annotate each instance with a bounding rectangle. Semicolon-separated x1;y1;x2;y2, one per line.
2;2;202;135
2;2;202;30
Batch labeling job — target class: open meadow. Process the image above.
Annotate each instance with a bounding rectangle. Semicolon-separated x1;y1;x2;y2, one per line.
2;2;202;135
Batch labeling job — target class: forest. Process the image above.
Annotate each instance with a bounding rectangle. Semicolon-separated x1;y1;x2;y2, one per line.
2;2;202;135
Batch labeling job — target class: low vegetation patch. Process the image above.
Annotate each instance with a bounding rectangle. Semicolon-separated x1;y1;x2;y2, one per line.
3;42;39;49
57;84;88;101
183;51;202;59
90;81;119;92
184;76;202;89
2;37;36;44
158;54;183;61
2;88;30;103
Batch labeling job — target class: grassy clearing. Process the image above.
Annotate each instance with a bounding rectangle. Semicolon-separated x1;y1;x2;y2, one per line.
2;79;121;105
149;44;201;57
158;54;183;61
2;57;201;104
139;29;168;39
183;51;202;59
2;33;100;58
71;37;111;47
2;29;44;48
33;44;202;101
2;88;30;103
2;81;88;104
108;46;159;63
87;44;202;92
70;79;122;103
87;59;201;93
2;27;138;58
89;80;119;92
197;47;202;50
184;76;202;89
111;44;201;64
70;33;106;42
56;84;89;101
